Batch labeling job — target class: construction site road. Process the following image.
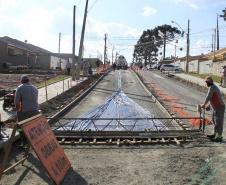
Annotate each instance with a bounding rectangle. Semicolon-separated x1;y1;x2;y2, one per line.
1;70;226;185
55;70;170;127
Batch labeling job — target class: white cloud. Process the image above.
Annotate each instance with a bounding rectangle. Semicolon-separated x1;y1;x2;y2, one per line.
164;0;226;9
86;17;140;38
190;40;210;56
142;7;158;16
0;0;19;11
174;0;198;9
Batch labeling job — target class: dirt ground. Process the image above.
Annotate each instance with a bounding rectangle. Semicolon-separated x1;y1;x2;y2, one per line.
1;137;226;185
0;69;66;91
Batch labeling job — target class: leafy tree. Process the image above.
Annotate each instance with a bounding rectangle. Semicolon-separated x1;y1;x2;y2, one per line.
155;24;181;59
134;25;181;66
220;7;226;21
134;29;160;66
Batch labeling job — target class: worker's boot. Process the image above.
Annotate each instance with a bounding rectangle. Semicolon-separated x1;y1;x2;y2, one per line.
206;132;216;138
210;134;223;142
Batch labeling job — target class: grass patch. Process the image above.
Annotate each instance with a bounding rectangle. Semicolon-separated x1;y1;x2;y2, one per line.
185;72;221;84
36;75;68;88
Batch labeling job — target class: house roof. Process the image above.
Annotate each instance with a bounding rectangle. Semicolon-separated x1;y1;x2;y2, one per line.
158;59;173;63
0;37;28;51
179;55;204;62
202;48;226;60
2;36;51;54
52;53;78;59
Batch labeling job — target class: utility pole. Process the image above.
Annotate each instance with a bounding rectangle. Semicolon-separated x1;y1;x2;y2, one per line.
72;6;76;81
217;14;219;50
112;46;114;66
212;34;214;52
185;20;190;73
214;29;216;61
58;32;61;56
174;45;176;66
76;0;89;80
163;35;166;59
58;32;61;67
104;33;107;65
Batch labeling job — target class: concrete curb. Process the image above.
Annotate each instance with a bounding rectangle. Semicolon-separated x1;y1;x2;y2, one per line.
131;70;182;130
48;71;110;125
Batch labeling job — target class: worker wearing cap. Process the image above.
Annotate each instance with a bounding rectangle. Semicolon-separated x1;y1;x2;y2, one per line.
201;76;225;142
15;75;39;148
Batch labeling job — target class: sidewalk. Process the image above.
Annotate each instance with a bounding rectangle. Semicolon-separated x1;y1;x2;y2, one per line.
174;73;226;95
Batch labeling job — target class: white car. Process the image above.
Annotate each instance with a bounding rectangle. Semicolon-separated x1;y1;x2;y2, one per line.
160;64;182;72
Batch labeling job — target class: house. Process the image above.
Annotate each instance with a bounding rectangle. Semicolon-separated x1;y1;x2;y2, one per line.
52;53;78;69
201;48;226;76
0;37;29;67
0;36;75;70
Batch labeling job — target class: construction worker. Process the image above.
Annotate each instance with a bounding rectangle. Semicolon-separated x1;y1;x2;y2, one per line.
66;60;72;76
201;76;225;142
220;65;226;86
113;63;117;71
15;75;39;148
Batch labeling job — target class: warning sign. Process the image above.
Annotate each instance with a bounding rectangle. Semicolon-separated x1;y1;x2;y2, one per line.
20;114;71;185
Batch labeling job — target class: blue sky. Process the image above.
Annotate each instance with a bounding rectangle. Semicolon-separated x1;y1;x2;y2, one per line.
1;0;226;64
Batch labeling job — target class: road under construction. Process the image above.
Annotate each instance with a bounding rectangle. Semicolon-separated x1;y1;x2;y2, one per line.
48;69;206;146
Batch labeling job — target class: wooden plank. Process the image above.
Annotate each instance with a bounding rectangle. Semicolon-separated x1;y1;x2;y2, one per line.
133;138;136;143
125;139;133;145
59;137;192;145
3;157;28;174
174;138;180;145
61;138;65;144
117;139;120;146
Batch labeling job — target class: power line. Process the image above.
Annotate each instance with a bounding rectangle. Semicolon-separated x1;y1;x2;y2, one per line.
88;0;99;12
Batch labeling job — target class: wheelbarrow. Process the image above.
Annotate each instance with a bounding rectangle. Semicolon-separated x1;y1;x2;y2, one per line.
2;89;16;110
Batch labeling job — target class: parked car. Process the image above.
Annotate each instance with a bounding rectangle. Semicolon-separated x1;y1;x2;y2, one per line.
156;63;163;70
160;64;182;72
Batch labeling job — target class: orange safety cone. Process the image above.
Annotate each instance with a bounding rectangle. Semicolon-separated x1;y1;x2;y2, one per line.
167;70;169;76
98;67;100;75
